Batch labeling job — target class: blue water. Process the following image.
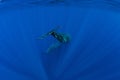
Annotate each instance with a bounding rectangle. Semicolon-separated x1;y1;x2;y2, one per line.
0;0;120;80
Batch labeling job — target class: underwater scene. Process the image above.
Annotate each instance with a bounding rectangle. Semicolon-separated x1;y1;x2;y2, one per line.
0;0;120;80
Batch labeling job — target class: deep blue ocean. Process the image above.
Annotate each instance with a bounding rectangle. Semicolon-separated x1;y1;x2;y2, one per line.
0;0;120;80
